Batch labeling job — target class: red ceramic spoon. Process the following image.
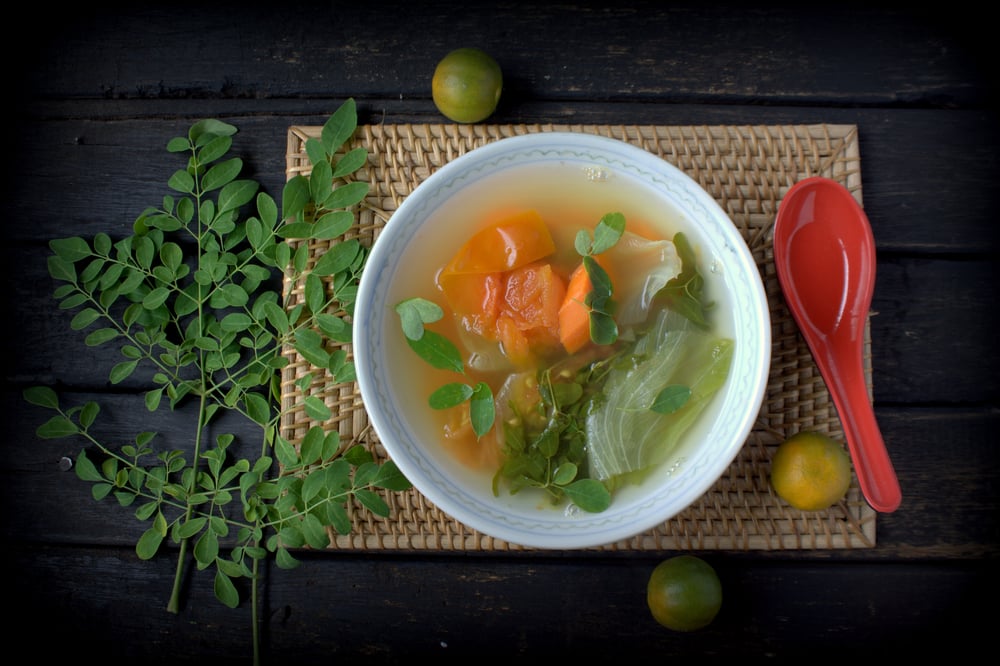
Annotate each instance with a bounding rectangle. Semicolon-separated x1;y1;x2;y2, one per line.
773;177;901;513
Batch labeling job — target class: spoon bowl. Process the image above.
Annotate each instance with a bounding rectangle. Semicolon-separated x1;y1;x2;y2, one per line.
773;177;901;513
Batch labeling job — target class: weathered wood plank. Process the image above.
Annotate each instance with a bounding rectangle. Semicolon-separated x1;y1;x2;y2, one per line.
15;3;993;108
8;542;995;662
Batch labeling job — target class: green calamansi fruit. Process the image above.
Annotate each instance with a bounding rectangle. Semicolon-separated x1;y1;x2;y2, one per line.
432;48;503;123
646;555;722;631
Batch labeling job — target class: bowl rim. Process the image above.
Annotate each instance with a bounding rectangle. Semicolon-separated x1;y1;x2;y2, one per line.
354;130;771;549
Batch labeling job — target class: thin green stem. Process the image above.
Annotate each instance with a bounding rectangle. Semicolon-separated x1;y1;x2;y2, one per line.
251;547;261;666
167;387;209;613
169;169;211;615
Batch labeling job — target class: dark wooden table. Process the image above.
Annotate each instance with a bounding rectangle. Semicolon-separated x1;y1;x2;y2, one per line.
4;2;998;663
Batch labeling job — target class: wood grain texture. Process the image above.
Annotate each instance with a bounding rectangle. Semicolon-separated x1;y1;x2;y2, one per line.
7;544;996;662
14;3;994;108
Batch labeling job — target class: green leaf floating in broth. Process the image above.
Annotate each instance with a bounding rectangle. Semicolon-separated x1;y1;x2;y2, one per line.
657;232;712;329
469;382;496;437
405;329;465;373
429;382;474;409
585;309;733;484
395;297;444;341
650;384;692;415
562;477;612;513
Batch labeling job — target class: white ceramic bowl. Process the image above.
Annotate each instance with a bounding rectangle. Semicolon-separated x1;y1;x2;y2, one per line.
354;131;770;549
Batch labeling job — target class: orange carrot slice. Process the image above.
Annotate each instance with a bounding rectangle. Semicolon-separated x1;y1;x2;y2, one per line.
559;262;594;353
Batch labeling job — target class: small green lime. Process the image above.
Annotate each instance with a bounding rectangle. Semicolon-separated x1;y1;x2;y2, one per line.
432;48;503;123
646;555;722;631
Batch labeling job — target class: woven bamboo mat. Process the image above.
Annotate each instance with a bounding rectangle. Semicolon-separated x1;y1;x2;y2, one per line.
280;122;877;552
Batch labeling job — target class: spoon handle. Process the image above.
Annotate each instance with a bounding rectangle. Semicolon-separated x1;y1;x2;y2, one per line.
819;343;902;513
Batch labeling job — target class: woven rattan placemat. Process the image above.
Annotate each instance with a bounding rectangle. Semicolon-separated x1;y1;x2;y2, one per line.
280;122;877;551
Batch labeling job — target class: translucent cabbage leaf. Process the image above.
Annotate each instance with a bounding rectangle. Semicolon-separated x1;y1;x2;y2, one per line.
585;309;733;483
601;230;681;326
